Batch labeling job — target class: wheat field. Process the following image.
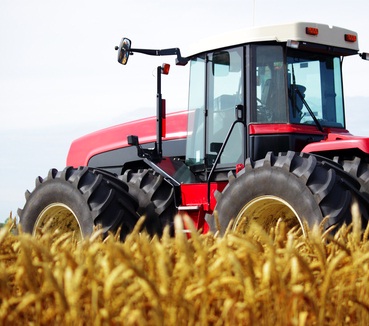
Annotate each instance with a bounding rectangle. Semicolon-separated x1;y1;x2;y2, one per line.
1;214;369;325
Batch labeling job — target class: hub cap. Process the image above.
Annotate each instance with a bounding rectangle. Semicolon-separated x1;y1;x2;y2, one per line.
232;195;305;235
33;203;83;240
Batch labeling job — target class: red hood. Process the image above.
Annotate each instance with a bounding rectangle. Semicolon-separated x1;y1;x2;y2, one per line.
66;110;188;167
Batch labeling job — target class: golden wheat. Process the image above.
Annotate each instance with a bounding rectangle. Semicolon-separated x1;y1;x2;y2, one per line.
1;216;369;325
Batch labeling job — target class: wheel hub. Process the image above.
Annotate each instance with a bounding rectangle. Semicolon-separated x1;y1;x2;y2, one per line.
33;203;83;240
233;195;305;235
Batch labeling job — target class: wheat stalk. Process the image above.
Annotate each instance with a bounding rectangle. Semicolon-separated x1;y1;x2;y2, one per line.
0;215;369;325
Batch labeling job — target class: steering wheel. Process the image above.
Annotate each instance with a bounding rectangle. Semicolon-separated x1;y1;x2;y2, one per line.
256;97;273;122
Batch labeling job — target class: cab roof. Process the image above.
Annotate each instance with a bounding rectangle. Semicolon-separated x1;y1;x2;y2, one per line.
184;22;359;58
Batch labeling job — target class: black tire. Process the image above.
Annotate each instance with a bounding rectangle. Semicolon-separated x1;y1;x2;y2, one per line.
334;156;369;200
18;166;139;240
120;169;177;235
208;151;361;236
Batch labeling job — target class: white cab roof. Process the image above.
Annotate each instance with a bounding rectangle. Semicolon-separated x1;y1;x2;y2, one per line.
184;22;359;57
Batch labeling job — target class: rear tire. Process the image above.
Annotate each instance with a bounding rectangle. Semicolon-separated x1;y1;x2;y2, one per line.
120;169;177;235
18;166;139;241
209;151;360;236
334;156;369;200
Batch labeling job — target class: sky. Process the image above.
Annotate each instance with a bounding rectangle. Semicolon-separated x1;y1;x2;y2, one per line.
1;0;369;223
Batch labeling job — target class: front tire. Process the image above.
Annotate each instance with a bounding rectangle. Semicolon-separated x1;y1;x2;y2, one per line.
209;151;360;236
18;166;139;240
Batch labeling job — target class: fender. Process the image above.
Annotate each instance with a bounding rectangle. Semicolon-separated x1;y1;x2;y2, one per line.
302;132;369;155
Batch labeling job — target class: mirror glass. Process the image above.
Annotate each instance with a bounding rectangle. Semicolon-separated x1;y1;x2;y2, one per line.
117;38;131;65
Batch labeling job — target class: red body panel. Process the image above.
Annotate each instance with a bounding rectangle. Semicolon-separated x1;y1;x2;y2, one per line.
180;182;227;212
179;182;227;233
249;123;351;136
66;110;188;167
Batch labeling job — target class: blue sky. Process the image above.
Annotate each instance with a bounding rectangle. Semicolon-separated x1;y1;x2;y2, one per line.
1;0;369;222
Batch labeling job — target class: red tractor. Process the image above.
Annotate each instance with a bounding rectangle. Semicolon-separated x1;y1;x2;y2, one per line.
19;22;369;239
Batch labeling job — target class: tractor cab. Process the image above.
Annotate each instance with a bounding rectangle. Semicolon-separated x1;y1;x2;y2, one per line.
185;23;360;181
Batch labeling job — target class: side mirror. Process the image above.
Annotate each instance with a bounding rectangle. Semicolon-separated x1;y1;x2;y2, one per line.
116;38;132;65
361;52;369;61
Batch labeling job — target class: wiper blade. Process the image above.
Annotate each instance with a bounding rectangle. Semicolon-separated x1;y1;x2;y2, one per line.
294;86;324;132
290;64;324;132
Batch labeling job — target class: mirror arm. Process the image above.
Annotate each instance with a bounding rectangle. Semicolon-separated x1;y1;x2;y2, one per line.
115;38;188;65
130;47;188;65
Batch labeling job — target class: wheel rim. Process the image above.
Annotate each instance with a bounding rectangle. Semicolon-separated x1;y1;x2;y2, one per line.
33;203;83;240
232;195;306;235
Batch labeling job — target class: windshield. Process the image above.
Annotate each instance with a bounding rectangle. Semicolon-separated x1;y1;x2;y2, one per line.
287;51;345;128
254;45;287;122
